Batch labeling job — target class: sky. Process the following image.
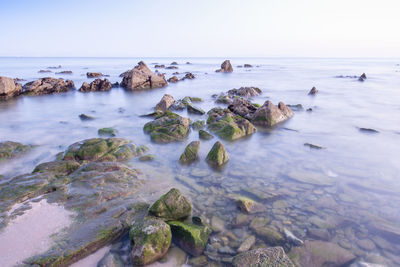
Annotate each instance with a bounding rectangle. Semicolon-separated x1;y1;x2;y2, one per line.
0;0;399;57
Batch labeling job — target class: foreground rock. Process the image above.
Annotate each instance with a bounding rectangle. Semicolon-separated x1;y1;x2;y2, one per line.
216;60;233;73
129;217;172;265
149;188;192;221
155;94;175;112
179;141;200;164
252;100;294;127
168;220;212;256
79;78;112;92
233;247;294;267
86;72;103;78
0;141;32;160
121;61;167;90
206;141;229;167
23;77;74;95
0;76;22;100
143;111;190;143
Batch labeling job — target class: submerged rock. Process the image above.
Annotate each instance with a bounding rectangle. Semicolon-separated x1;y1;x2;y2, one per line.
167;76;179;83
206;141;229;167
199;130;213;140
143;111;190;143
236;197;266;214
179;141;200;164
237;235;256;253
287;170;335;186
149;188;192;221
155;94;175;112
252;100;294;127
79;78;112;92
283;228;303;246
97;252;124;267
0;76;22;100
98;127;117;137
138;154;154;161
168;220;212;256
129;217;172;265
79;113;95;121
308;87;318;95
86;72;103;78
23;77;74;95
120;61;167;90
216;60;233;73
0;141;32;160
233;247;294;267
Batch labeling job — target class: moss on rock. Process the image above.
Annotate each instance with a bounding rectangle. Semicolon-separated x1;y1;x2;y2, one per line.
0;141;32;160
98;127;117;137
199;130;213;140
149;188;192;221
206;141;229;167
179;141;200;164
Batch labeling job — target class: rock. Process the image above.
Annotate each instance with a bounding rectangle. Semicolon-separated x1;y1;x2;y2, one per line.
357;239;376;251
206;141;229;167
289;240;356;267
129;217;172;265
143;111;190;143
243;64;253;68
191;120;205;130
79;79;112;92
216;60;233;73
237;235;256;253
249;217;270;230
236;197;265;214
199;130;213;140
0;77;23;100
168;221;212;256
228;98;258;119
233;214;249;227
206;108;256;141
252;101;294;127
155;94;175;112
79;113;95;121
86;72;103;78
308;87;318;95
359;128;379;134
23;77;74;95
98;128;117;137
149;188;192;221
287;104;304;111
97;252;124;267
304;143;325;149
307;228;331;241
181;73;195;80
227;87;261;98
138;154;154;161
218;246;236;255
188;255;208;266
47;65;61;69
179;141;200;164
0;141;32;160
254;227;284;245
121;61;167;90
359;73;367;81
55;71;73;75
154;64;165;68
33;160;81;176
187;103;205;115
167;76;179;83
112;82;119;88
233;247;294;267
283;228;303;246
166;66;178;69
38;70;52;73
210;215;225;233
171;62;178;65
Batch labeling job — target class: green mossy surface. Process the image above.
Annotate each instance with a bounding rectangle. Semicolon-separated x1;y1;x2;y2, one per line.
98;127;117;137
179;141;200;164
149;188;192;221
206;141;229;167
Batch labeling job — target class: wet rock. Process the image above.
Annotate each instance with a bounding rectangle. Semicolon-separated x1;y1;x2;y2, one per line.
121;61;167;90
143;111;190;143
166;66;178;70
357;239;376;251
154;64;165;68
38;70;52;73
233;214;249;227
23;77;74;95
97;252;124;267
206;141;229;167
233;247;294;267
191;120;205;130
149;188;192;221
287;104;304;111
359;128;379;134
252;100;294;127
304;143;325;149
244;64;253;68
216;60;233;73
211;215;225;233
228;98;258;119
249;217;270;230
199;130;213;140
168;220;212;256
171;61;178;65
254;227;284;245
289;240;356;267
167;76;179;83
138;154;154;161
47;65;61;69
79;78;112;92
237;235;256;253
181;73;195;80
129;217;172;265
308;87;318;95
55;70;73;75
155;94;175;112
79;113;95;121
307;228;331;241
98;127;117;137
87;72;103;78
179;141;200;164
359;73;367;81
218;246;236;255
187;103;205;115
283;228;303;246
236;197;266;214
0;141;32;160
33;160;81;177
188;255;208;266
227;87;261;98
207;108;256;141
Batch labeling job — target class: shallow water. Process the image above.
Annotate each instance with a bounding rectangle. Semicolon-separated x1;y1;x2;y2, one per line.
0;57;400;266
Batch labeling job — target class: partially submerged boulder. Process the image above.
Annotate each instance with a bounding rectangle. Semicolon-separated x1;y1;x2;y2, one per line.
228;98;258;119
199;130;213;140
252;101;294;127
0;76;22;100
79;78;112;92
359;73;367;81
86;72;103;78
233;247;294;267
181;73;195;80
121;61;167;90
23;77;74;95
216;60;233;73
98;127;117;137
206;141;229;167
228;87;261;98
149;188;192;221
308;86;318;95
179;141;200;164
129;217;172;265
168;76;179;83
0;141;32;160
155;94;175;112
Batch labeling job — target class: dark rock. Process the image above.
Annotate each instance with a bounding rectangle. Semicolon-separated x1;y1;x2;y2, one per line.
171;62;178;65
228;98;258;119
359;128;379;134
149;188;192;221
304;143;325;149
154;64;165;68
47;65;61;69
181;73;195;80
38;70;52;73
359;73;367;81
79;79;112;92
308;87;318;95
55;71;73;75
206;141;229;167
112;82;119;88
86;72;103;78
121;61;167;90
233;247;294;267
168;76;179;83
216;60;233;73
79;114;95;121
0;76;22;100
191;120;205;130
98;128;117;137
243;64;253;68
227;87;261;98
179;141;200;164
166;66;178;69
23;77;74;95
138;154;154;161
155;94;175;112
187;103;205;115
287;104;304;111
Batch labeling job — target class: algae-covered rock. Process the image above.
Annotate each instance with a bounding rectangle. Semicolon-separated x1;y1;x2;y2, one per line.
191;120;205;130
129;217;172;265
33;160;81;176
98;128;117;137
168;220;212;256
254;227;285;245
139;154;154;161
79;113;95;121
179;141;200;164
0;141;32;160
143;111;190;143
199;130;213;140
207;108;256;141
233;247;294;267
236;196;266;214
187;103;205;115
149;188;192;221
206;141;229;167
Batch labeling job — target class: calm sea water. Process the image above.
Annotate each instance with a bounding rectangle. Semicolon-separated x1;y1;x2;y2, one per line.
0;57;400;266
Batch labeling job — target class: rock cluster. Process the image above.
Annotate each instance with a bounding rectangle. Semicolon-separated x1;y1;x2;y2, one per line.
0;76;22;100
79;78;112;92
23;77;74;95
121;61;167;90
214;86;261;104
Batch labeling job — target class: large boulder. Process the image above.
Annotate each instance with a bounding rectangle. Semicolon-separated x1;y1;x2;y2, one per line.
129;217;172;265
206;141;229;167
252;100;294;127
149;188;192;221
0;76;22;100
143;111;190;143
168;220;212;256
155;94;175;112
0;141;32;160
23;77;74;95
179;141;200;164
233;247;294;267
207;108;256;141
228;98;258;119
216;60;233;73
79;78;112;92
120;61;167;90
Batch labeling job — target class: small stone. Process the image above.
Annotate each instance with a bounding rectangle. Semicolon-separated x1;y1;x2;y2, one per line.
233;247;294;267
79;114;95;121
211;215;225;233
236;197;266;214
237;235;256;253
179;141;200;164
188;255;208;266
253;227;285;245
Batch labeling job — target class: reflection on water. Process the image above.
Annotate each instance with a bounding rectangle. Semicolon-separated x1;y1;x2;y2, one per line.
0;57;400;266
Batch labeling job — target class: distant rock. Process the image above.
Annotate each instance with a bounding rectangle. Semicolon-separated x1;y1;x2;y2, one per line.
287;104;304;111
359;73;367;82
79;114;95;121
308;86;318;95
181;72;195;80
86;72;103;78
335;75;358;79
55;71;73;75
38;70;52;73
155;94;175;112
244;64;253;68
121;61;167;90
0;76;22;100
171;61;178;65
47;65;62;69
304;143;325;149
228;87;261;98
216;60;233;73
166;66;178;69
186;62;191;64
168;76;179;83
206;141;229;167
79;78;112;92
252;100;294;127
233;247;294;267
359;127;379;134
154;64;165;68
23;77;74;95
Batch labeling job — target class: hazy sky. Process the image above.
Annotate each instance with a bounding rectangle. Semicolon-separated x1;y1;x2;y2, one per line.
1;0;399;57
